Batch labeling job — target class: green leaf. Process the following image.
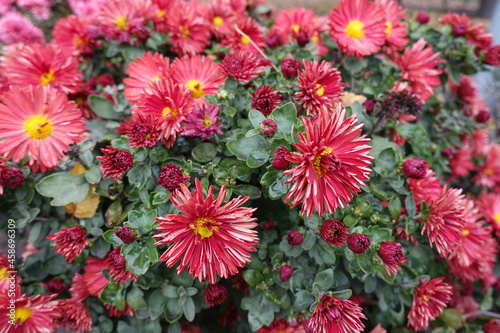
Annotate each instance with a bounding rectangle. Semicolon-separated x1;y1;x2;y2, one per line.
232;185;261;199
302;231;316;250
343;57;367;73
148;292;165;320
191;143;217;163
396;123;427;141
101;283;125;310
227;135;269;161
105;201;123;228
85;165;102;184
438;308;463;329
369;135;399;160
357;254;373;274
42;255;71;274
247;150;270;168
309;240;336;265
331;289;352;300
405;193;416;217
373;148;397;177
127;287;147;310
88;95;119;120
247;297;277;331
242;269;263;287
294;290;315;310
182;297;195;321
102;229;124;246
164;298;183;323
123;242;151;276
270;102;297;135
127;209;158;236
36;173;89;206
248;109;267;129
366;226;392;245
389;196;402;219
313;268;334;292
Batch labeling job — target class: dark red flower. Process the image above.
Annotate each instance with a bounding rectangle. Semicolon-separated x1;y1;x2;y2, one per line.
287;231;303;245
115;226;135;244
47;225;88;263
295;30;309;46
347;233;371;254
280;265;293;282
401;158;428;179
97;146;133;180
320;219;349;247
126;113;162;148
260;119;277;135
45;278;67;294
204;283;227;306
272;146;291;170
220;51;266;83
104;247;137;283
157;163;190;191
485;45;500;66
251;85;281;117
378;241;407;276
416;11;430;24
484;319;500;333
362;99;375;113
309;294;366;333
452;23;467;36
281;59;301;78
476;110;490;123
0;167;24;188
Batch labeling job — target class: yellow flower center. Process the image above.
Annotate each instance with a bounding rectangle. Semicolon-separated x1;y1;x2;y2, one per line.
72;37;85;45
422;295;429;302
485;168;494;175
0;267;8;281
23;115;53;140
292;24;300;34
156;9;166;18
115;16;128;30
345;20;365;40
312;34;320;43
313;147;333;178
185;79;205;99
316;84;325;97
191;217;219;239
14;307;32;324
180;25;190;39
240;36;250;46
385;21;393;37
74;97;84;105
202;117;212;127
40;70;55;86
162;107;178;119
494;212;500;225
462;229;470;236
213;16;224;27
150;76;161;86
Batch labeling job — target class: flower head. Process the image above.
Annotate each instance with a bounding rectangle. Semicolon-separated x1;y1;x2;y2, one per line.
45;278;67;294
97;146;134;180
47;225;88;263
56;299;93;333
408;169;443;207
157;163;190;191
485;45;500;66
168;3;211;55
272;146;291;170
252;85;281;116
476;192;500;227
294;60;343;115
281;59;301;78
416;11;430;24
407;278;453;331
287;231;303;245
52;15;95;56
153;178;259;283
0;168;25;188
309;294;366;333
280;265;293;282
260;119;277;135
96;0;145;43
181;104;224;140
374;0;408;50
401;158;428;179
204;283;227;306
0;11;45;45
328;0;386;57
320;219;349;247
439;12;492;50
220;51;266;83
473;143;500;189
347;233;371;254
378;241;407;276
115;226;136;244
284;105;373;218
222;18;265;54
126;113;162;148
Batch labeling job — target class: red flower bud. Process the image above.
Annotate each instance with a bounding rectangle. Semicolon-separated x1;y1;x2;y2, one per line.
347;233;371;254
272;146;291;170
320;219;349;247
476;110;490;123
115;226;136;244
280;265;293;282
485;45;500;66
401;158;428;179
281;59;301;79
452;24;467;36
204;283;227;306
287;231;303;246
416;11;430;24
0;167;25;188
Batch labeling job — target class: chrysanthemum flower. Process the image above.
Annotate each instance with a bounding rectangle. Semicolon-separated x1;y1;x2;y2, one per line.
171;55;225;104
0;292;60;332
309;294;366;333
67;0;105;19
222;17;266;54
378;241;407;276
422;187;466;258
484;319;500;333
449;144;474;178
168;3;211;55
181;104;224;140
320;219;349;247
204;283;227;306
294;60;344;115
258;317;306;333
0;86;86;173
220;51;266;83
46;225;88;263
56;299;92;333
17;0;52;20
374;0;408;50
44;278;67;294
328;0;386;58
281;59;301;78
407;278;453;331
284;105;373;218
204;0;236;38
52;15;96;56
70;273;90;302
96;0;145;43
133;79;194;147
473;143;500;189
157;163;190;191
97;146;134;180
148;0;180;33
126;113;162;148
252;85;281;116
408;169;442;207
347;233;371;254
273;7;318;43
0;11;45;45
105;302;135;318
104;247;137;283
0;167;25;188
451;74;479;106
123;51;171;104
153;178;259;283
392;38;445;101
0;253;15;293
0;44;82;94
439;12;492;50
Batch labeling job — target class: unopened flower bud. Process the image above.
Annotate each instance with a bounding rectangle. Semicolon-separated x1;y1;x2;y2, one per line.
401;158;428;179
280;265;293;282
0;167;25;188
204;283;227;306
281;59;301;79
272;146;291;170
217;90;229;101
295;30;309;47
320;219;349;247
442;148;453;158
287;231;303;246
452;23;467;36
347;233;371;254
416;11;430;24
260;119;277;135
263;220;275;230
115;226;136;244
476;110;490;123
362;99;375;113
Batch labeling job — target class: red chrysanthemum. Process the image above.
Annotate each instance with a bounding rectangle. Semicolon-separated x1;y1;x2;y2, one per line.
115;226;136;244
0;43;82;94
105;302;135;318
171;55;225;104
157;163;190;191
281;58;301;78
126;113;162;148
273;7;318;44
104;247;137;283
320;219;349;247
284;105;373;218
167;3;211;55
133;79;194;147
378;241;407;276
204;283;227;306
47;225;88;263
52;15;96;56
203;0;237;39
439;12;493;50
181;104;224;140
251;85;281;117
294;60;344;115
0;167;25;188
0;86;86;173
485;45;500;66
328;0;386;58
220;51;266;83
408;169;443;207
70;273;90;302
347;233;371;254
401;158;428;179
150;0;181;33
449;143;474;178
123;51;171;104
473;143;500;189
56;299;92;333
476;192;500;228
96;0;145;43
309;294;366;333
423;187;466;258
257;317;306;333
407;278;453;331
222;17;266;54
484;319;500;333
153;178;259;283
374;0;408;51
97;146;134;180
393;38;445;101
44;278;67;294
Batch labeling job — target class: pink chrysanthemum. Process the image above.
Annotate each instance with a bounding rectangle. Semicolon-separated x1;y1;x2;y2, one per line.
56;299;93;333
220;51;266;83
126;113;162;148
294;60;344;115
96;0;145;43
204;0;236;38
0;86;86;173
393;38;445;101
167;3;211;55
68;0;105;20
171;55;225;104
309;294;366;333
123;51;171;104
47;225;88;263
0;292;60;332
273;7;318;44
374;0;408;50
439;12;493;50
52;15;96;56
0;11;45;45
181;104;224;140
476;192;500;227
284;104;373;218
153;178;259;283
328;0;386;57
408;169;442;207
252;85;282;116
0;44;82;94
133;79;194;147
473;143;500;189
407;278;453;331
423;187;466;258
378;241;407;276
150;0;181;33
222;17;266;54
449;143;474;178
17;0;52;21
